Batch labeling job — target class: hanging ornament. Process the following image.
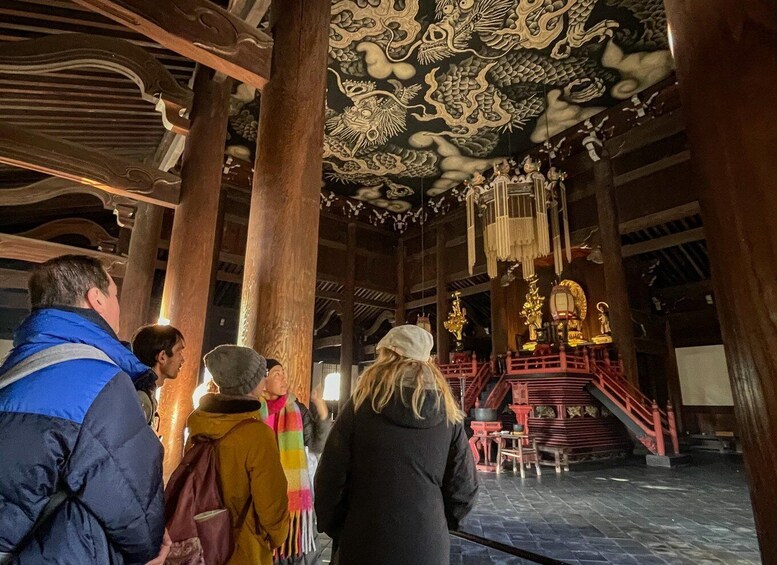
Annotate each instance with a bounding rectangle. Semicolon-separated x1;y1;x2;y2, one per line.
465;157;571;280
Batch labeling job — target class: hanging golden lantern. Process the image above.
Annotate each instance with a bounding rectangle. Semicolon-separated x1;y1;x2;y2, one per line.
416;314;432;334
550;284;576;321
466;157;571;281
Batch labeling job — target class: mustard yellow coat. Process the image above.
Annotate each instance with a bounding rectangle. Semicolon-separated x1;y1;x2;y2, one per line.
187;394;290;565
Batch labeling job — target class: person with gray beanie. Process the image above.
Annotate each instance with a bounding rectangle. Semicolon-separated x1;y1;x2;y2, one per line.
185;345;290;565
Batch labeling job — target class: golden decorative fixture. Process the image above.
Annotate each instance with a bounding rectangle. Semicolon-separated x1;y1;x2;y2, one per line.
465;157;571;281
443;291;468;350
550;279;588;346
593;301;613;344
519;276;544;351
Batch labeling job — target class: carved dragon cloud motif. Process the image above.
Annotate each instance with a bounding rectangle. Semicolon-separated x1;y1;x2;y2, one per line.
308;0;670;211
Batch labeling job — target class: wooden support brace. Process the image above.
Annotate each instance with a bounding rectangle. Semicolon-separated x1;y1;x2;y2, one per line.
0;123;180;208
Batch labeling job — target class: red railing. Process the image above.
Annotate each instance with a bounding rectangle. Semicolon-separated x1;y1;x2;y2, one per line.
589;356;679;456
484;374;510;410
438;355;492;412
463;362;493;412
505;346;590;376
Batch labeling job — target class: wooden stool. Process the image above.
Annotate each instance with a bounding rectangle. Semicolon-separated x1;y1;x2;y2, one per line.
496;435;541;478
536;445;570;473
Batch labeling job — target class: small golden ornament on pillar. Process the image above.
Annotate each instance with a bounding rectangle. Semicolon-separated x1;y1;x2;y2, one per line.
593;301;613;344
444;291;468;351
520;275;544;351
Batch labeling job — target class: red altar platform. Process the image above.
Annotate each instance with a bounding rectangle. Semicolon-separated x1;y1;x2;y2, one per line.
503;346;632;462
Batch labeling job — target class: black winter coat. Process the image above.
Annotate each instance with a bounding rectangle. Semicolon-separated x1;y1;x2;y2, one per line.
314;392;478;565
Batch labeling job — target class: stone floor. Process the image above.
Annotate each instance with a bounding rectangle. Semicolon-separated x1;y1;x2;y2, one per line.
319;453;759;565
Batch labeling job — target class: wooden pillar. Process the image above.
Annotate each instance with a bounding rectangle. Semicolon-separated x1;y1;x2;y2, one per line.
338;222;356;410
118;203;163;340
490;264;508;358
157;68;231;474
395;239;406;326
436;225;450;363
594;155;638;385
664;2;777;557
663;319;684;433
238;0;330;403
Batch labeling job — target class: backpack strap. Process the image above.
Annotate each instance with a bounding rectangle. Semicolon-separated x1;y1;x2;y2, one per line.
0;343;115;562
216;419;261;532
0;343;115;392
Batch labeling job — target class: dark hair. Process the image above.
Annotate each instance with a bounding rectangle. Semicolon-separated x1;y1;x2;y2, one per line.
131;324;184;367
29;255;110;309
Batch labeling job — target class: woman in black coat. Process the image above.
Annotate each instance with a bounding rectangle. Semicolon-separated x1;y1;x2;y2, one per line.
314;325;478;565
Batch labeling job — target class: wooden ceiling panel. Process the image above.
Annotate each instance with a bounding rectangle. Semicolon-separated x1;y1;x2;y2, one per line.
0;0;196;165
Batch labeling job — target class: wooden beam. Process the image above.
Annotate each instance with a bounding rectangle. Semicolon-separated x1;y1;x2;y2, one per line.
606;109;686;157
73;0;272;90
314;335;341;349
0;123;180;208
0;177;138;228
17;218;118;253
621;227;706;257
0;233;126;276
0;33;193;134
315;289;395;311
619;201;701;234
405;281;491;311
614;150;691;187
0;268;29;290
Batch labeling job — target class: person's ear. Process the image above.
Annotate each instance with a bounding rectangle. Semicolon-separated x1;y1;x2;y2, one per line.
85;287;105;310
156;350;168;365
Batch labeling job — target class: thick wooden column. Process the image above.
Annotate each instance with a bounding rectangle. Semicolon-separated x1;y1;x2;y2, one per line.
157;69;230;473
594;155;638;385
238;0;330;403
664;2;777;557
435;225;451;363
338;222;356;410
395;240;406;326
118;203;163;340
490;264;508;359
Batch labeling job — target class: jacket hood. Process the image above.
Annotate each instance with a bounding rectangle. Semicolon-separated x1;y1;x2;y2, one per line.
0;308;149;381
187;393;264;439
378;387;447;429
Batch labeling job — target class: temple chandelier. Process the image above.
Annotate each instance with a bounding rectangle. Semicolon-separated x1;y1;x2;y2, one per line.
465;157;571;280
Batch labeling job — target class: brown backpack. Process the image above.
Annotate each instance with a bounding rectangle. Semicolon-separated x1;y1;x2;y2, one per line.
163;420;256;565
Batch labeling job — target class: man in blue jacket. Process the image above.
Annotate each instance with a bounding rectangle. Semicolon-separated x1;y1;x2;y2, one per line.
0;255;165;564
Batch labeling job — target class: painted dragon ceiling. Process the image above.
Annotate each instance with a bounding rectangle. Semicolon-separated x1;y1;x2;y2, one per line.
226;0;672;213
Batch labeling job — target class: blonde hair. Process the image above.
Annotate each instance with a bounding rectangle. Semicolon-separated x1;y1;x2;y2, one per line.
352;348;465;425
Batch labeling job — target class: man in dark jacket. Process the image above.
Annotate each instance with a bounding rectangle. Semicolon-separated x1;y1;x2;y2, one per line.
0;255;165;564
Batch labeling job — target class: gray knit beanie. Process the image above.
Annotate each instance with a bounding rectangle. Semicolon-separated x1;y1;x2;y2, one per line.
204;345;267;396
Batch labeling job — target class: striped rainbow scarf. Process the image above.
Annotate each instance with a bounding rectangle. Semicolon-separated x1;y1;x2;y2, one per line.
260;393;315;559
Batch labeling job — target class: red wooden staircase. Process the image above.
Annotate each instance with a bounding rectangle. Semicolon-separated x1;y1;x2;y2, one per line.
587;355;680;456
439;355;493;413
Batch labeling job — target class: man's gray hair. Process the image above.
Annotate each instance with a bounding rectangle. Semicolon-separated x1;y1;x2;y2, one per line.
29;255;111;309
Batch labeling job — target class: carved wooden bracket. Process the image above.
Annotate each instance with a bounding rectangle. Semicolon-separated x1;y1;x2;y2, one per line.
73;0;273;90
0;33;193;135
17;218;119;253
0;178;138;229
0;123;180;208
0;233;126;277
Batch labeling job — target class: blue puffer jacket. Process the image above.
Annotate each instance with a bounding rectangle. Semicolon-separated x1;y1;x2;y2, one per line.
0;308;165;564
